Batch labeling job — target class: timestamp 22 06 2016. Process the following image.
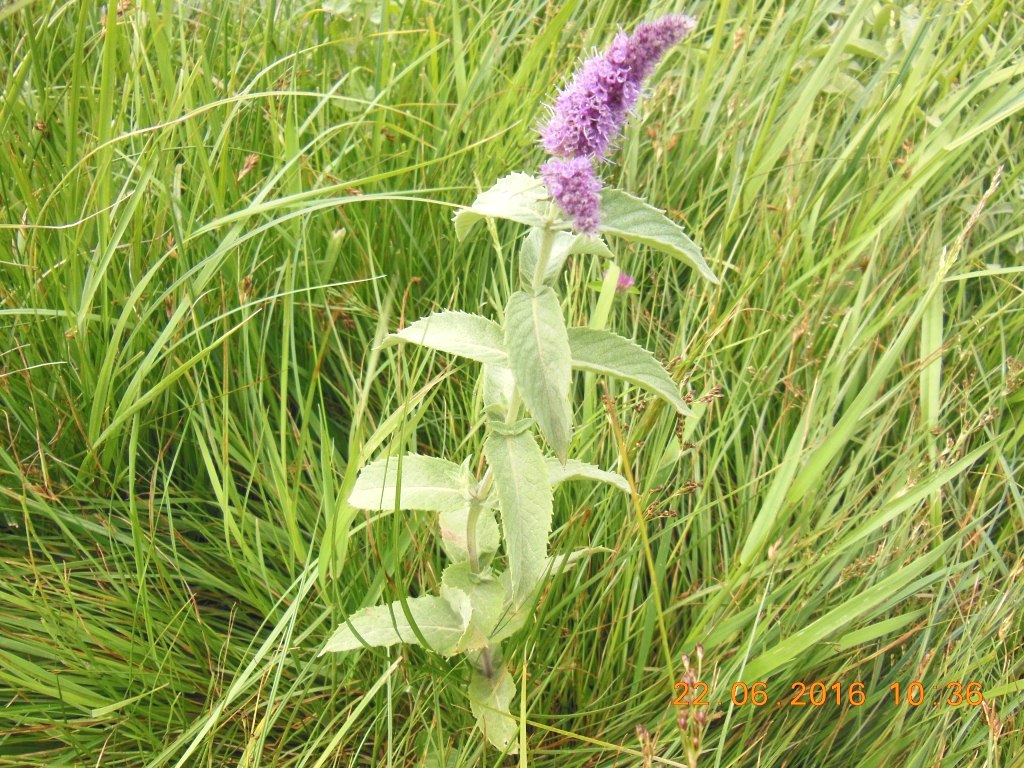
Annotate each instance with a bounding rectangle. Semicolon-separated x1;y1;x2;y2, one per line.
673;680;985;708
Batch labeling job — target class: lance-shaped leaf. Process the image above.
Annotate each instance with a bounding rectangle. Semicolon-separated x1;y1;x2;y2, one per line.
599;189;719;285
518;228;613;286
568;327;691;416
454;173;549;242
504;288;572;461
348;454;467;512
468;666;517;753
546;458;630;493
440;563;509;652
484;430;552;607
379;311;506;366
438;504;501;565
320;596;465;655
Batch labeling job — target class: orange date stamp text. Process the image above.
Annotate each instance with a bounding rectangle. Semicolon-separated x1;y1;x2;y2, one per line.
672;680;985;708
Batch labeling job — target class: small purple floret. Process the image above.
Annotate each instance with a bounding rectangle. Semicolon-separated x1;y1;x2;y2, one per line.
540;157;603;235
602;269;636;293
540;15;696;161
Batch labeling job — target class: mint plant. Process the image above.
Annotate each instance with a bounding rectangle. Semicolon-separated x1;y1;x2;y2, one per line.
321;15;719;752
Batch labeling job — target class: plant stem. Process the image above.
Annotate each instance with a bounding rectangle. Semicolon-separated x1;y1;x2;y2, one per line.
466;217;561;683
531;207;559;292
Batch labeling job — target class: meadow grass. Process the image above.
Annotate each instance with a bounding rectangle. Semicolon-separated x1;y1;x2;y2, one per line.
1;0;1022;765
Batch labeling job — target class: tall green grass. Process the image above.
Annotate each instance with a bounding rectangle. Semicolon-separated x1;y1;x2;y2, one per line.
1;0;1021;765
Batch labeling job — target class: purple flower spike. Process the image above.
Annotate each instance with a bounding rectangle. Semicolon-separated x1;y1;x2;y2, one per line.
540;15;696;161
540;157;603;234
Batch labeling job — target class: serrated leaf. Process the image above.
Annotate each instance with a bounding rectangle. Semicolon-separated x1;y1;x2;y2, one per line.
320;596;464;655
504;288;572;461
454;173;549;241
567;327;691;415
440;563;509;652
519;228;614;286
546;458;630;493
484;430;552;607
469;667;518;753
380;311;506;365
348;454;467;511
438;504;500;565
599;189;718;284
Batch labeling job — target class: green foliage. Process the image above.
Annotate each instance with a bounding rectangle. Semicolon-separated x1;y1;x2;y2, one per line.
439;503;501;565
503;287;574;461
1;0;1021;765
482;428;554;610
599;188;719;284
568;327;692;415
453;172;550;241
440;563;509;653
321;596;465;655
380;311;507;365
546;458;630;493
468;666;518;753
519;228;614;286
347;454;468;512
322;59;721;743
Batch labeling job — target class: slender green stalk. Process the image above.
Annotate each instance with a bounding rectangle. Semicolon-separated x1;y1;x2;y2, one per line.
531;207;559;292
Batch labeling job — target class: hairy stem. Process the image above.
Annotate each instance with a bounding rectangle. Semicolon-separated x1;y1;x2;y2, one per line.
531;207;559;292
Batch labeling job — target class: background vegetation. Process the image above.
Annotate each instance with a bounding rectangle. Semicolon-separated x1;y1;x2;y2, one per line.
1;0;1022;765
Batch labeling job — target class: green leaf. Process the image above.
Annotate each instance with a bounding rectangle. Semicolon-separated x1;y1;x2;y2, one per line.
348;454;467;512
737;403;811;566
546;458;630;493
482;364;515;415
742;542;951;680
484;430;553;607
454;173;549;241
504;288;573;461
437;505;500;565
599;189;718;284
468;667;517;753
518;228;613;286
489;549;606;643
487;576;529;643
836;609;928;652
380;311;506;366
567;327;691;415
320;596;464;655
440;563;509;652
